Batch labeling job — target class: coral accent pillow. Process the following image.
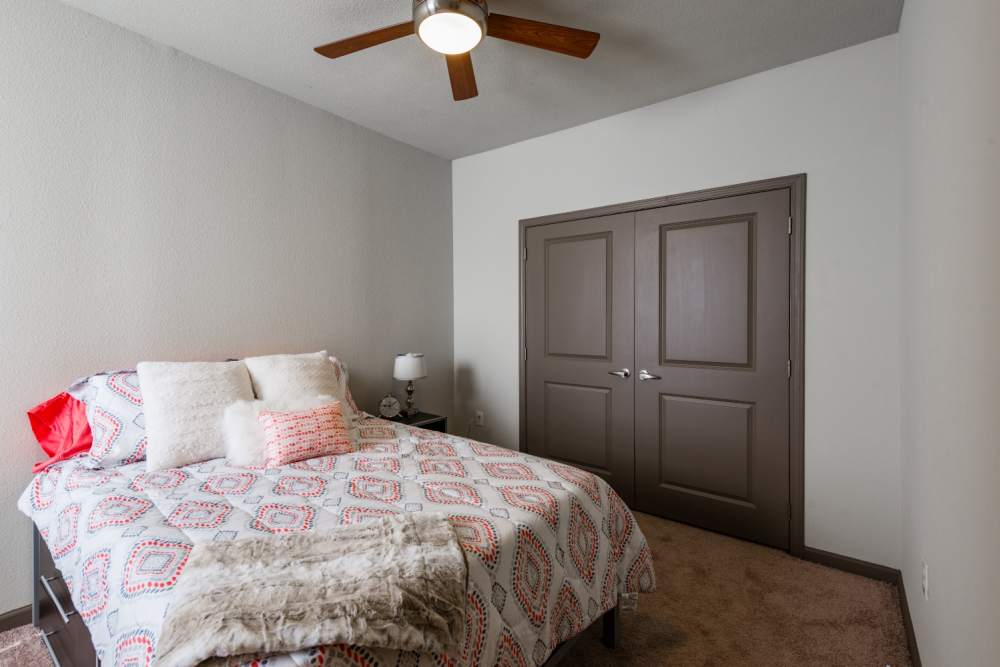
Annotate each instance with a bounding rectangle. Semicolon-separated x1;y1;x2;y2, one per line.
27;392;93;473
258;402;353;467
223;396;338;468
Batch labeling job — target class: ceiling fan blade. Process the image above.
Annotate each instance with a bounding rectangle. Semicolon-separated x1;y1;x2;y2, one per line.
314;21;414;59
446;52;478;101
487;13;600;59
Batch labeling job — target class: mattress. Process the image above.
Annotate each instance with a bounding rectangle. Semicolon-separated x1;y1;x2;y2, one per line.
19;416;655;667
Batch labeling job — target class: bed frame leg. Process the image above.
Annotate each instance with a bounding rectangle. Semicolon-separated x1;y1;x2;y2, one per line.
601;605;620;649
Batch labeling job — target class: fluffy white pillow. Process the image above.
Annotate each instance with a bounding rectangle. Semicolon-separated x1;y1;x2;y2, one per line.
137;360;254;471
243;351;358;422
223;395;337;467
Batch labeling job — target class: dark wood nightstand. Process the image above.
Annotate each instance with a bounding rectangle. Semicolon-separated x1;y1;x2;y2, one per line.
391;411;448;433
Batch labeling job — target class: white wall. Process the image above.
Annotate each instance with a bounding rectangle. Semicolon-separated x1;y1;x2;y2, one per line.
0;0;452;612
899;0;1000;662
453;36;903;567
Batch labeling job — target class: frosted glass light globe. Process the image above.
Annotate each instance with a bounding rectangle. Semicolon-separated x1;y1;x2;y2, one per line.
418;12;483;54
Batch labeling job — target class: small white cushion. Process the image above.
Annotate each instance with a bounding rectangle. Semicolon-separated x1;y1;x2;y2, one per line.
243;351;358;422
223;395;337;467
137;360;254;471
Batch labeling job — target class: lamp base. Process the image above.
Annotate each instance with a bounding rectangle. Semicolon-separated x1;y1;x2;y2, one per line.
404;380;418;416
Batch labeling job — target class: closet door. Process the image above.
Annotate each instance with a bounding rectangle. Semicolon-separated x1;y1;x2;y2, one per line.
524;213;635;503
634;190;790;548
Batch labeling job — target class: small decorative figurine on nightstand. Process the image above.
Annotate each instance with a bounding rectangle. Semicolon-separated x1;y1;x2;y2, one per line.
393;352;428;417
378;394;402;419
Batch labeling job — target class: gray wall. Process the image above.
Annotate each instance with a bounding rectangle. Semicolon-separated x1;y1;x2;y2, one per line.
0;0;452;612
899;0;1000;662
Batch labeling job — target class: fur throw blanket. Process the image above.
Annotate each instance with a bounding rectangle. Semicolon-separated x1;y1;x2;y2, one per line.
155;513;468;667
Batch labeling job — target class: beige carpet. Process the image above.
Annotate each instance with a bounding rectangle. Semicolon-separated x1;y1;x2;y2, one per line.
0;512;911;667
565;512;912;666
0;625;51;667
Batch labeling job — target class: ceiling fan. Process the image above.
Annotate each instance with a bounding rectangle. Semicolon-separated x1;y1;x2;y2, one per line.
314;0;601;102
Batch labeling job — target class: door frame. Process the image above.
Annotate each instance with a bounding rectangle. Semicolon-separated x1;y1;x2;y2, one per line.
518;174;807;557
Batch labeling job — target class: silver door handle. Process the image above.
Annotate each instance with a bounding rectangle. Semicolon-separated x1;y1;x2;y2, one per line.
638;369;661;381
608;368;631;379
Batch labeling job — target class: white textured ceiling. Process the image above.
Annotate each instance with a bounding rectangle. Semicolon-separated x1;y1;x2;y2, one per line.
58;0;903;158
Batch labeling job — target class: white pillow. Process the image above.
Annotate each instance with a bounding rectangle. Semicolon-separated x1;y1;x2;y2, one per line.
137;360;254;471
223;395;337;467
243;351;358;422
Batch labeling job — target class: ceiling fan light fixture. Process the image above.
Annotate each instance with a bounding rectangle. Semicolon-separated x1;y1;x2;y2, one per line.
414;0;488;55
314;0;599;103
418;13;482;54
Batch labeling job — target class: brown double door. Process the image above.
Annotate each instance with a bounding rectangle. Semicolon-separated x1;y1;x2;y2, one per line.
524;188;791;549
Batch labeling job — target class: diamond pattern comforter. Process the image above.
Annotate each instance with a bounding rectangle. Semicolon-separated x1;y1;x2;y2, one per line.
19;417;655;667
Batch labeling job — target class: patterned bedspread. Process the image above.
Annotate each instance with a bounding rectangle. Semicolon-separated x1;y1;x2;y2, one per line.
18;417;655;667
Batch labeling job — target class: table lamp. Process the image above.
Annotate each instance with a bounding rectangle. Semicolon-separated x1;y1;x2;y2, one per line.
393;353;428;417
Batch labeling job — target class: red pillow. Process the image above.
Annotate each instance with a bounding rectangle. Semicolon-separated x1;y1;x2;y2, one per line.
28;392;93;473
258;402;353;467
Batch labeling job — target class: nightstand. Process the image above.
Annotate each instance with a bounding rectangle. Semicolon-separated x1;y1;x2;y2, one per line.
391;411;448;433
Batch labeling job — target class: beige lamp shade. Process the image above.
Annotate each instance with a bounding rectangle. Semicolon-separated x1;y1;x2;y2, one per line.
393;353;428;381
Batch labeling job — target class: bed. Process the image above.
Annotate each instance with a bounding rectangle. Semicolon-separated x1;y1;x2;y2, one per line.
20;415;655;667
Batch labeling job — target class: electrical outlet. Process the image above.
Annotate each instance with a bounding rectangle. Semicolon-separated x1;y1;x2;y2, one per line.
922;561;929;600
474;410;486;427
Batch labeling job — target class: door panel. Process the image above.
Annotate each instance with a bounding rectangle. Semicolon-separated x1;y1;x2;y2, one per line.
658;394;753;501
545;234;611;358
635;190;790;548
662;216;752;366
543;382;611;470
525;213;635;502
